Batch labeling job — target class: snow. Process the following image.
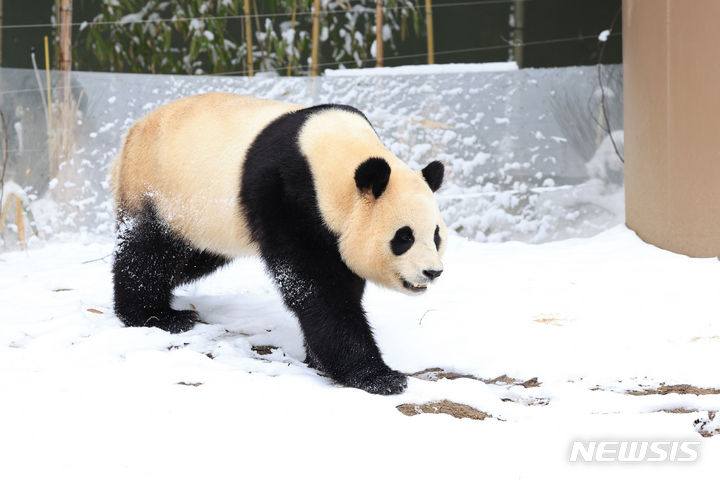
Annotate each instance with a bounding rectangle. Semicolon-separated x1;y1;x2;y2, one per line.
586;130;624;183
188;18;204;33
324;62;518;77
12;121;23;155
1;226;719;478
1;180;28;205
119;12;144;25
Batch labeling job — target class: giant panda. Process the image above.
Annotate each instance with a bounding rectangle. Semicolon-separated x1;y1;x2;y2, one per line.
111;92;447;395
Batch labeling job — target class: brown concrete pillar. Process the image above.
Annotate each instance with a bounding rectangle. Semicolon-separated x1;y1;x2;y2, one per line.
624;0;720;257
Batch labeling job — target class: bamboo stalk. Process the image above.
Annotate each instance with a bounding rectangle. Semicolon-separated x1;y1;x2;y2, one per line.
0;192;12;231
243;0;253;76
0;193;29;250
30;49;50;134
376;0;384;67
44;36;52;133
595;103;606;148
14;194;24;250
311;0;320;76
425;0;434;65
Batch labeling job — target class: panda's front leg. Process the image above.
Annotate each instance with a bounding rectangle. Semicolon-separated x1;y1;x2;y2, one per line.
266;256;407;395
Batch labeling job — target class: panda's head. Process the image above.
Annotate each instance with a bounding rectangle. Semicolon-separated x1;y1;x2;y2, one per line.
340;157;447;295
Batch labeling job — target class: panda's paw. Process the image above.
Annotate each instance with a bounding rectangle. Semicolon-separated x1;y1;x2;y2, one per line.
142;309;199;333
345;366;408;395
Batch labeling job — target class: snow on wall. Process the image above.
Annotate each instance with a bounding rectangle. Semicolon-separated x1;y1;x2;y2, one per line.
0;64;624;249
324;62;519;76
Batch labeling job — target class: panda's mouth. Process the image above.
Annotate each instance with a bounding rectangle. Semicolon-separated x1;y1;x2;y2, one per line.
402;279;428;292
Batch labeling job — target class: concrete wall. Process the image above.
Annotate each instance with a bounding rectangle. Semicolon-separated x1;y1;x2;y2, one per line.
624;0;720;257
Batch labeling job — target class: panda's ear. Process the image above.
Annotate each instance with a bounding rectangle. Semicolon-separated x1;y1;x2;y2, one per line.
421;161;444;192
355;157;391;198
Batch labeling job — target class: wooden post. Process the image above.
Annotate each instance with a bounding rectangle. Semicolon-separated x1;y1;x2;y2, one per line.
512;0;524;68
53;0;77;197
311;0;320;76
244;0;253;76
0;0;4;68
425;0;434;64
0;0;4;103
376;0;384;67
58;0;72;104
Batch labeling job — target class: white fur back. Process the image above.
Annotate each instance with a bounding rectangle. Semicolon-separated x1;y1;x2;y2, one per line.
112;93;302;256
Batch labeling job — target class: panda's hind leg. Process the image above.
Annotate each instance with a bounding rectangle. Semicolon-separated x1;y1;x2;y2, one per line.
112;203;229;333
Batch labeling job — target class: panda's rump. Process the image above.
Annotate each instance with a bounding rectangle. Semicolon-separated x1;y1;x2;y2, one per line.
113;93;302;257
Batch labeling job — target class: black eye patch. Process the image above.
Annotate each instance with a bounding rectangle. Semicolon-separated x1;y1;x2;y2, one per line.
434;225;441;251
391;226;414;256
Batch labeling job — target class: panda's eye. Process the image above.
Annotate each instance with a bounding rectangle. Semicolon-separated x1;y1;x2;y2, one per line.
391;226;414;255
434;225;441;251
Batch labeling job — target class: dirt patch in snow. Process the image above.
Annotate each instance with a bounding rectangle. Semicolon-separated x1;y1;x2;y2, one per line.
486;374;541;388
694;411;719;437
626;384;720;396
654;409;720;438
407;368;478;381
177;382;202;387
251;345;277;355
397;400;491;421
407;368;540;388
533;317;569;326
501;396;549;406
659;408;698;414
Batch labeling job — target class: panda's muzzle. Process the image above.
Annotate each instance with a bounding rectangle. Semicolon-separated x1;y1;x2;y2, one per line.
402;279;428;292
401;269;442;292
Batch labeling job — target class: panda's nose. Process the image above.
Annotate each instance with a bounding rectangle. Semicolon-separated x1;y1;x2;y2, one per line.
423;269;443;280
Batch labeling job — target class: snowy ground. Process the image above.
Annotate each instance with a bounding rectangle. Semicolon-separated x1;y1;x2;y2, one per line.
2;226;719;479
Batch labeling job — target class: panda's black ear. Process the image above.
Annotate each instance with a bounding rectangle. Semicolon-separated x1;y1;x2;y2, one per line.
421;161;444;192
355;157;391;198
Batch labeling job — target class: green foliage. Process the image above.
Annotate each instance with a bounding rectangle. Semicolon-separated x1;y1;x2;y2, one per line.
77;0;243;74
73;0;423;75
321;0;421;70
